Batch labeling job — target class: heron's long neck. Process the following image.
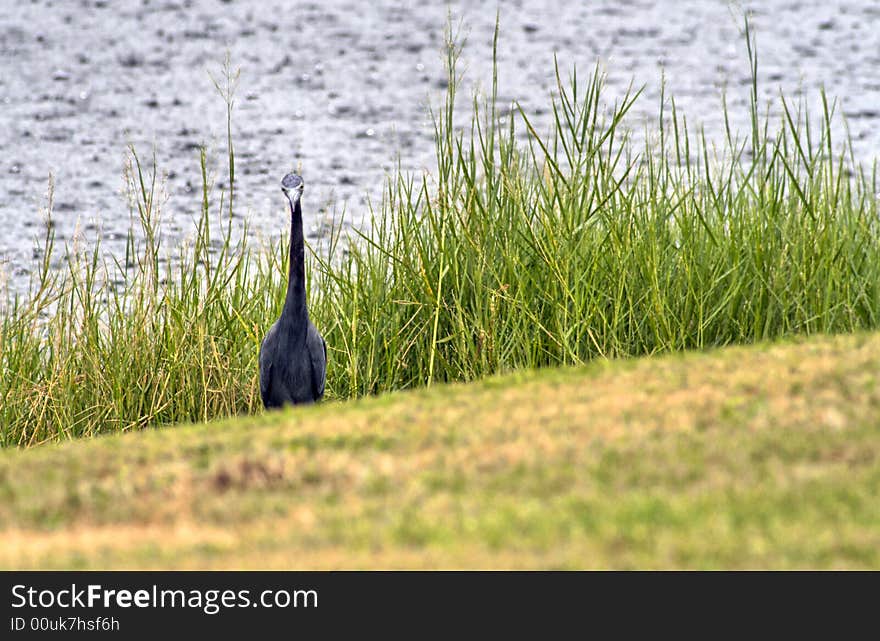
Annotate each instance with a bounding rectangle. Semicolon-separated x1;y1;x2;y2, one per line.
282;198;308;327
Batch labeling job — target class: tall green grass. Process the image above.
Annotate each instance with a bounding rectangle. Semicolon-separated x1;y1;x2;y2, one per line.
2;21;879;446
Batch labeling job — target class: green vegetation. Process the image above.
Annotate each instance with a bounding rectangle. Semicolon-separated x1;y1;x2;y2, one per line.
1;332;878;569
2;22;880;446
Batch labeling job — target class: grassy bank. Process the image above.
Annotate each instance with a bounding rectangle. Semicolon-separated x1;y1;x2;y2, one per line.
2;22;880;445
1;331;878;569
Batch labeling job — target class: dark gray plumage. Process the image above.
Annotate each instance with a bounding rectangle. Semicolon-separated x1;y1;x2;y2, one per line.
259;173;326;409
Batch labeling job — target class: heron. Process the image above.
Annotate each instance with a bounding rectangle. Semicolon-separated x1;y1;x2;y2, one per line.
258;173;326;408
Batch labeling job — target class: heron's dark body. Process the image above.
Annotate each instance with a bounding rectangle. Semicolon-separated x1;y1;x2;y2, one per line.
259;173;327;409
259;321;325;407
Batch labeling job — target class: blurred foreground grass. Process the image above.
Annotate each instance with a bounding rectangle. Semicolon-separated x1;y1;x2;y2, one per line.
1;331;878;569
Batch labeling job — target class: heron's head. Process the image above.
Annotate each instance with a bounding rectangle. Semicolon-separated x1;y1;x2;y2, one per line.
281;173;304;205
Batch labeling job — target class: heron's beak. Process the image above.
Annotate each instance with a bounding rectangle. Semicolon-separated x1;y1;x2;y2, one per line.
282;186;304;205
281;173;304;208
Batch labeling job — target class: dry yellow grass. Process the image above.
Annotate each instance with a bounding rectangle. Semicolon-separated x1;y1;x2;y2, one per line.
1;332;879;569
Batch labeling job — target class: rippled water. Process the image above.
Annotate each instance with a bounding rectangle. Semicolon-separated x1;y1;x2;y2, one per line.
2;0;879;293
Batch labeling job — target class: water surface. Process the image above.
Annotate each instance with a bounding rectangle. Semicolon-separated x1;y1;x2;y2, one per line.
1;0;878;292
